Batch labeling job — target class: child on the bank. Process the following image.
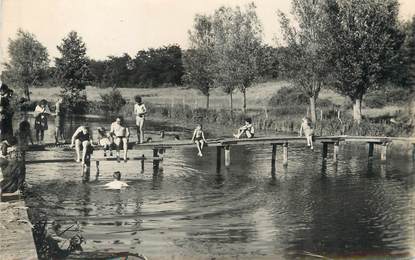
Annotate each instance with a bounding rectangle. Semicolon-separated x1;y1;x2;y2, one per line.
299;117;314;150
104;171;128;190
97;127;113;157
191;124;207;157
233;118;255;139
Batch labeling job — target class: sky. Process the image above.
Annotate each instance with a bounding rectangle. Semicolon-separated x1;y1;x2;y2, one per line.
1;0;414;67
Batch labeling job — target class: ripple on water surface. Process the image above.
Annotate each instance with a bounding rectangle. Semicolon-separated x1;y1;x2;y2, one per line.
25;142;415;258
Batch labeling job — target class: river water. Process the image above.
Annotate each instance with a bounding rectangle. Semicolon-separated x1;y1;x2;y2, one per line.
23;117;415;259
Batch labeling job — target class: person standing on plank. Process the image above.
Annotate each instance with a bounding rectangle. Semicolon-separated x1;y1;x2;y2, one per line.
70;126;93;163
54;97;66;144
134;95;147;144
110;117;130;162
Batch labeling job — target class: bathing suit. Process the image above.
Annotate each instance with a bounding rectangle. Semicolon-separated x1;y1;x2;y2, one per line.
302;122;314;136
75;131;90;142
194;130;204;141
111;122;128;138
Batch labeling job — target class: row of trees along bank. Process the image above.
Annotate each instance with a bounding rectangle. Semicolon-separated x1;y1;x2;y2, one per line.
1;0;414;124
184;0;414;124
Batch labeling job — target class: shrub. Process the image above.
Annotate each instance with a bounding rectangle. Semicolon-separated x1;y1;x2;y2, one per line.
268;86;308;107
100;88;127;115
364;87;412;108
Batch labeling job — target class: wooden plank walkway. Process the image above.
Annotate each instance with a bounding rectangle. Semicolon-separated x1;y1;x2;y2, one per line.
25;135;415;152
23;135;415;166
0;199;38;260
26;156;163;165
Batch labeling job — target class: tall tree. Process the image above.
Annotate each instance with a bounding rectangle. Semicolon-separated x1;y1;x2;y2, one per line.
399;16;415;86
183;14;215;109
212;3;263;114
55;31;91;114
278;0;329;123
2;29;49;100
212;6;238;115
104;54;133;87
323;0;404;123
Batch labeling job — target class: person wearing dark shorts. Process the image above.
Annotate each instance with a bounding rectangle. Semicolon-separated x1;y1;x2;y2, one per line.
70;126;93;163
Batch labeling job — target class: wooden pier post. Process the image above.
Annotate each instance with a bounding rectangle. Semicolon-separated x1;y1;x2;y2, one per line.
282;142;288;167
224;145;231;167
95;161;100;177
333;141;340;162
153;148;159;170
271;144;277;172
368;143;374;158
322;142;328;160
141;154;145;173
412;143;415;161
216;146;222;173
159;149;165;171
381;142;388;162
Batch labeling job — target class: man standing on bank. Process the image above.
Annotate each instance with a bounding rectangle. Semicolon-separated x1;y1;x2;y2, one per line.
134;95;147;144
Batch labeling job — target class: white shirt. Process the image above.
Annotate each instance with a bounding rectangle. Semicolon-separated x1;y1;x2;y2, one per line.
134;103;146;117
104;180;129;189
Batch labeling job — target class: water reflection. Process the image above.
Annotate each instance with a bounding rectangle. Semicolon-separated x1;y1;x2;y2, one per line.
22;119;415;258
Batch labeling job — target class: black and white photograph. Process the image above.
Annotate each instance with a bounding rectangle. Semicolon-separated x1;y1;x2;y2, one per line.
0;0;414;259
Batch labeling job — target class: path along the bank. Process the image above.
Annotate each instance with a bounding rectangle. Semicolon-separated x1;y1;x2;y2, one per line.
0;198;38;260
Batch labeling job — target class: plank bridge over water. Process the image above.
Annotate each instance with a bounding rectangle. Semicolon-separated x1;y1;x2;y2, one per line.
25;135;415;173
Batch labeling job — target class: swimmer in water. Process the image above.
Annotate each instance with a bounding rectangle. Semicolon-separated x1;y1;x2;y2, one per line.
104;171;128;189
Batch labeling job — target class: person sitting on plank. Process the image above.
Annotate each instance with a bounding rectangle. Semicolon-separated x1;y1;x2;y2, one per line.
191;124;207;157
233;118;255;139
110;116;130;162
299;117;314;150
97;127;113;157
70;126;93;163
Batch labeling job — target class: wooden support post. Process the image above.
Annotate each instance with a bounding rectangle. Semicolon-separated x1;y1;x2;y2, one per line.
159;149;165;171
224;145;231;167
82;154;91;182
322;142;328;160
412;144;415;161
333;141;340;162
282;142;288;167
368;143;374;158
271;144;277;175
95;161;100;177
141;154;145;173
381;143;388;162
216;146;222;173
153;148;159;169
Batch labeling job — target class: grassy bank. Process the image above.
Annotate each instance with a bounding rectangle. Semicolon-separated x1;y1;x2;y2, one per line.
27;81;413;137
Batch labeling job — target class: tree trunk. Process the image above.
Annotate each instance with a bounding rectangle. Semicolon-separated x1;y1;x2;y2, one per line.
206;94;210;110
229;92;233;120
353;98;363;124
25;85;31;101
242;88;247;114
309;95;316;123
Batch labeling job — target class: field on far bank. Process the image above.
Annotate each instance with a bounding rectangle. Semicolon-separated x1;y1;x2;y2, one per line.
29;81;405;118
31;81;346;108
31;81;288;109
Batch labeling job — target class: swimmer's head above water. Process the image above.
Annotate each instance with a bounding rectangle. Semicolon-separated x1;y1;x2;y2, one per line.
113;171;121;180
